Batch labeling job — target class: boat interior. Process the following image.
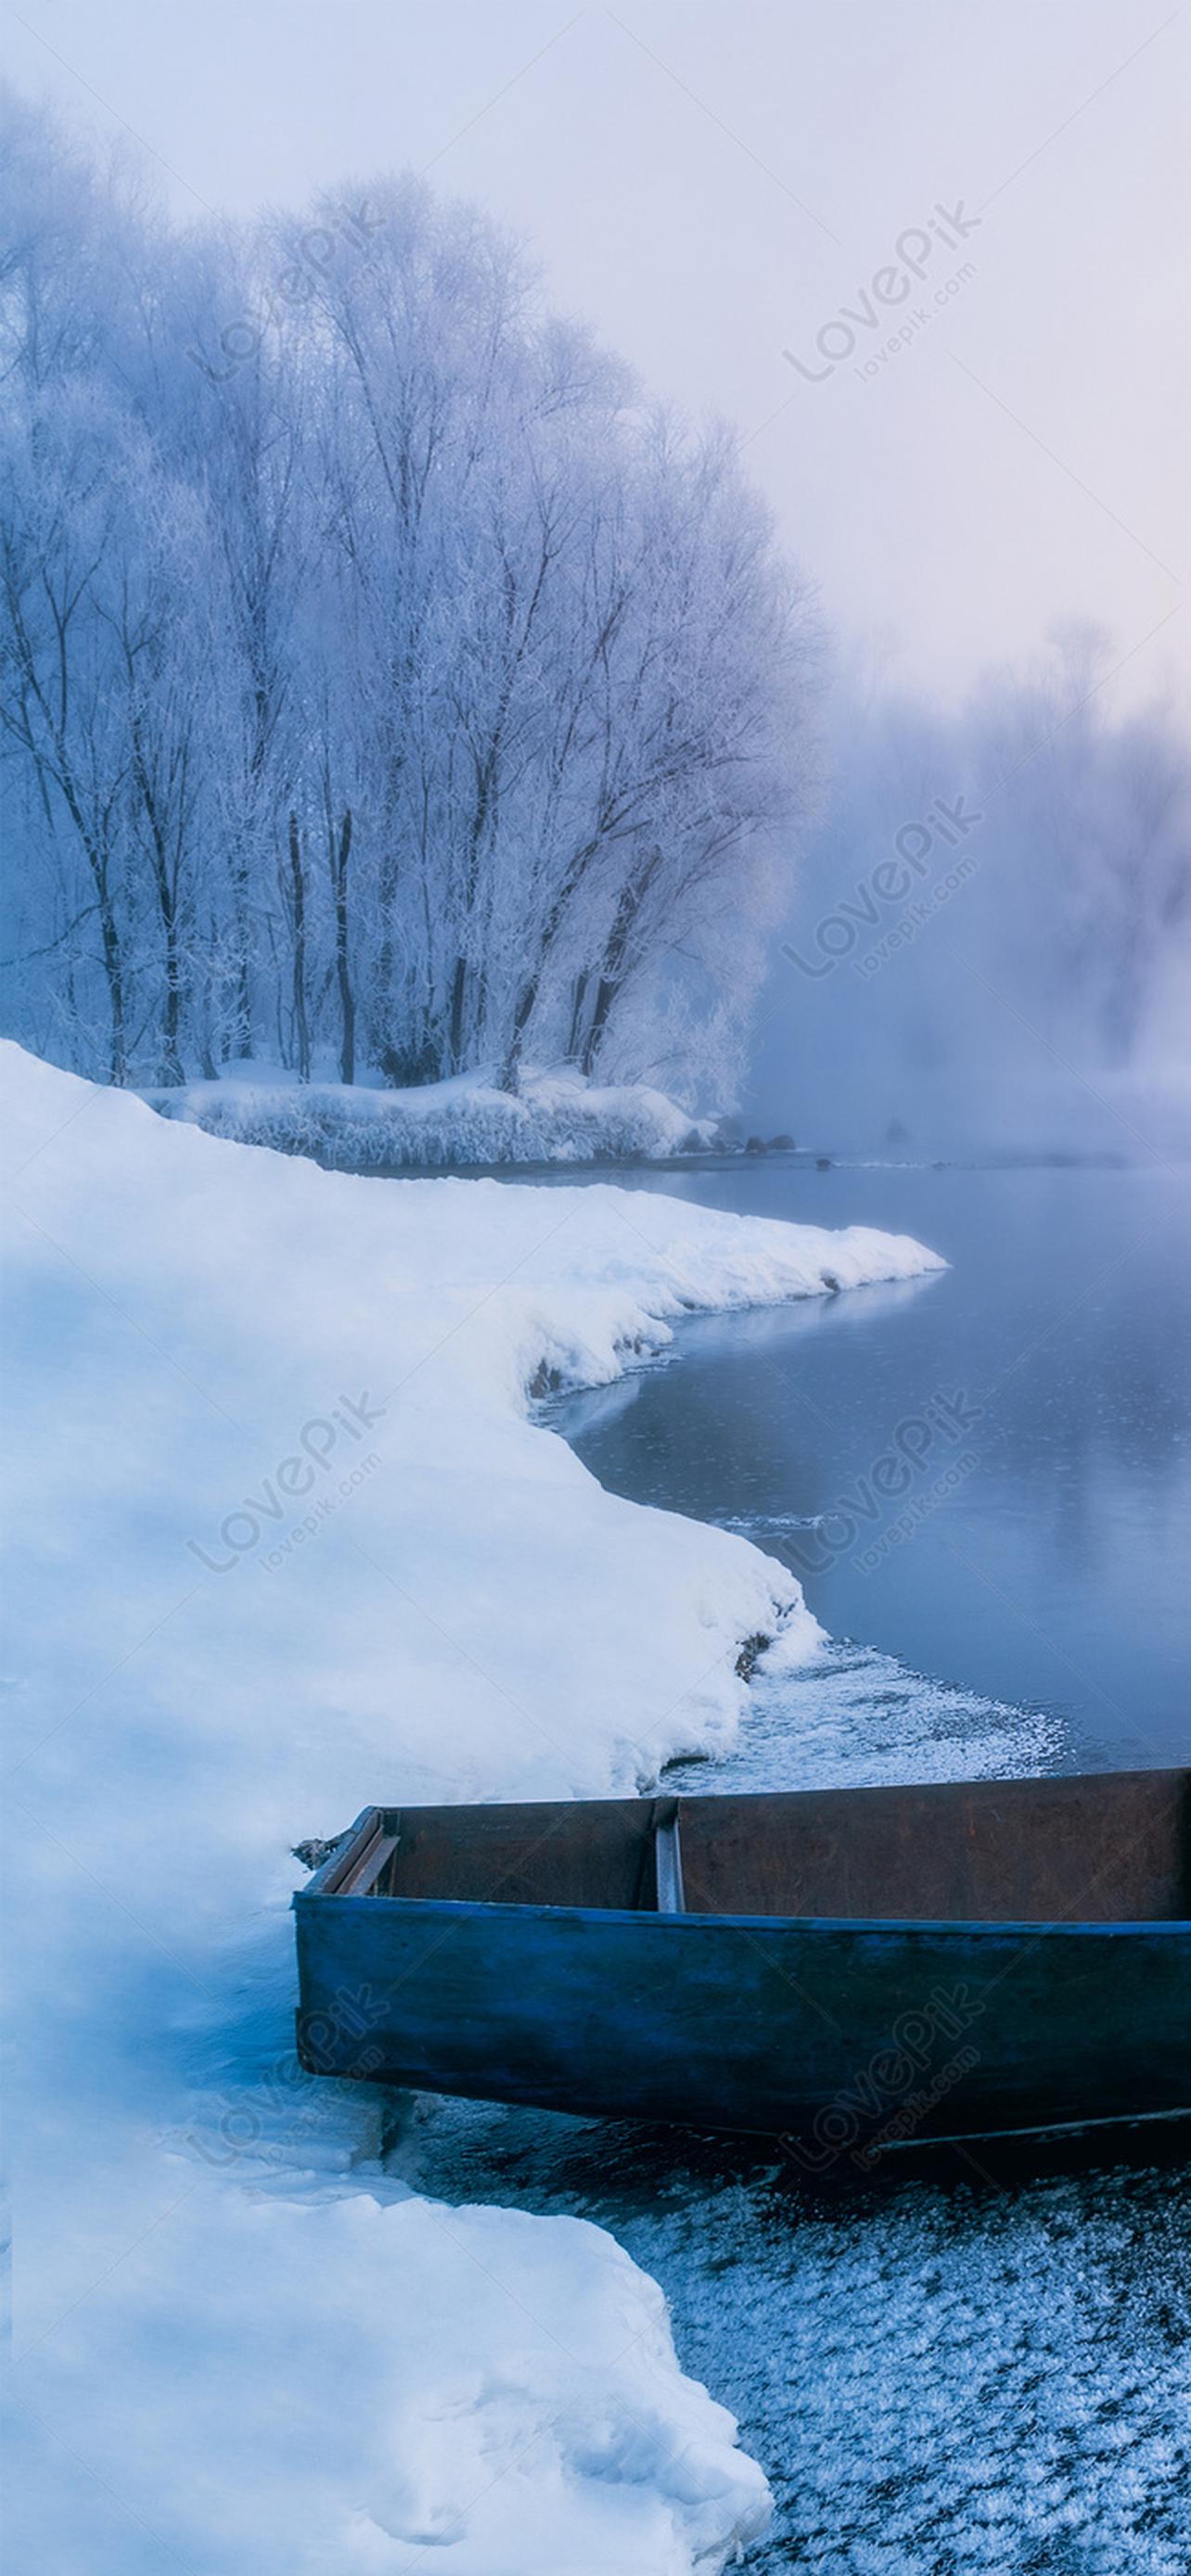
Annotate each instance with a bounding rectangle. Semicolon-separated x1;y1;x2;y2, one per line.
314;1767;1191;1925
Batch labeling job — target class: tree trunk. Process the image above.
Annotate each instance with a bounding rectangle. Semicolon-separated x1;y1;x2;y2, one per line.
97;888;128;1086
580;973;620;1078
45;760;129;1086
288;811;311;1081
332;807;355;1085
580;860;660;1078
566;971;590;1063
499;968;541;1092
160;884;185;1085
447;952;469;1074
229;855;254;1060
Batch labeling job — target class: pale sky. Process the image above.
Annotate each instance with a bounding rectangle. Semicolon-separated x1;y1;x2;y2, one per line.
4;0;1188;708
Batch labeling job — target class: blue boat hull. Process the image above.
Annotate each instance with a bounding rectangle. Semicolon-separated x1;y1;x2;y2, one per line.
294;1887;1191;2157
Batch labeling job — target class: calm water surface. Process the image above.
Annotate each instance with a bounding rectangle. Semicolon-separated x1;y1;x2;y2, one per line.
553;1157;1191;1776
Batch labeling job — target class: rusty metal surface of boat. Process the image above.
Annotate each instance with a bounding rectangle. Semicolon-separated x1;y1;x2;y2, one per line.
293;1768;1191;2156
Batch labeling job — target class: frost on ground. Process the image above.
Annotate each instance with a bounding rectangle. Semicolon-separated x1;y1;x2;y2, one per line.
2;1041;941;2572
619;2157;1191;2576
405;2101;1191;2576
144;1060;724;1169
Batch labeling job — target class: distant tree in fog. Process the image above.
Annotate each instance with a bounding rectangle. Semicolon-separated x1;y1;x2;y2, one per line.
757;629;1191;1142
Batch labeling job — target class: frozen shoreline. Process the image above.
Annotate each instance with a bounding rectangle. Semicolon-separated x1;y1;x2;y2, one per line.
4;1042;943;2573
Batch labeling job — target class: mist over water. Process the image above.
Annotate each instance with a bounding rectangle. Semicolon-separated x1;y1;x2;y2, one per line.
744;638;1191;1158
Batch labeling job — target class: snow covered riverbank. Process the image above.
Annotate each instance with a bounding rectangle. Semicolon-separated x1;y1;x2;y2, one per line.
143;1061;725;1170
3;1042;943;2573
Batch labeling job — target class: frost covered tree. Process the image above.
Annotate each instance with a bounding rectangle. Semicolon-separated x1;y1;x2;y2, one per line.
0;95;823;1107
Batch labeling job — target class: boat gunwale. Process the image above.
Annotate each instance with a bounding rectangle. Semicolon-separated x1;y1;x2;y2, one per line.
296;1783;1191;1930
292;1887;1191;1939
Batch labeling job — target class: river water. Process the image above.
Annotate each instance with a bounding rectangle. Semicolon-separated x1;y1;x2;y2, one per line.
553;1154;1191;1781
393;1155;1191;2573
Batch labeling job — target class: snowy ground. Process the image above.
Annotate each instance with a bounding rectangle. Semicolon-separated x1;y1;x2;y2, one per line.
143;1060;724;1169
2;1041;942;2574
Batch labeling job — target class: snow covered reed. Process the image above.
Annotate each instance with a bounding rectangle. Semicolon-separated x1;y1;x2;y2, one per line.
145;1064;719;1170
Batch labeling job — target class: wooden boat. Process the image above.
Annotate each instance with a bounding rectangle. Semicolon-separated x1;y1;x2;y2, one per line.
293;1767;1191;2161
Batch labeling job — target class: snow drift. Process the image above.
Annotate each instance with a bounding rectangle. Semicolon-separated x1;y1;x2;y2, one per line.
2;1042;943;2571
